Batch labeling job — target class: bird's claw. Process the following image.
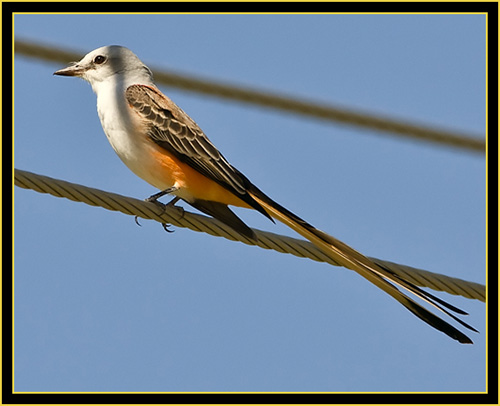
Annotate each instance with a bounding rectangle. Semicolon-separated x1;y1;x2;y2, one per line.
162;223;175;233
135;190;183;233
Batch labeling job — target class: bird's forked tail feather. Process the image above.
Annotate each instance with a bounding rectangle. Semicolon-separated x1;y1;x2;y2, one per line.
246;187;477;344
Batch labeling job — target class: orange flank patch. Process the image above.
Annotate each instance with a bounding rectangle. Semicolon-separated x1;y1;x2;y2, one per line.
145;142;251;209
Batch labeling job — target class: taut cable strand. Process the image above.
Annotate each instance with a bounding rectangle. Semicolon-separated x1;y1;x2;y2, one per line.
15;39;485;154
15;168;485;302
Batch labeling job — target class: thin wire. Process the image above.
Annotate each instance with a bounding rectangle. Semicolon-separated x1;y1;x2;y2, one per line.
14;168;486;302
14;39;485;154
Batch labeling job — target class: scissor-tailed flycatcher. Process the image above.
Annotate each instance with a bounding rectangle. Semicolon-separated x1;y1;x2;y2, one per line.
55;45;477;343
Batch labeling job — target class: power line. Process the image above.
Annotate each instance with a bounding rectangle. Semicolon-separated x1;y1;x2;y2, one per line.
15;39;485;154
15;168;486;302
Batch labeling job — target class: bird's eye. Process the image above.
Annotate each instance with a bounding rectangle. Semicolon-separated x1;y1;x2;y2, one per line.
93;55;106;65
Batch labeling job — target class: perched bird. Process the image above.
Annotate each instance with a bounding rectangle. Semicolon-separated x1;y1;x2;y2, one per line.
55;45;477;343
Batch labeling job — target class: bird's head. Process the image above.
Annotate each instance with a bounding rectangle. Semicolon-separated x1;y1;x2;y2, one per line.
54;45;154;90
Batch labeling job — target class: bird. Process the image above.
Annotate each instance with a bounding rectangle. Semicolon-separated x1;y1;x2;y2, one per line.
54;45;477;343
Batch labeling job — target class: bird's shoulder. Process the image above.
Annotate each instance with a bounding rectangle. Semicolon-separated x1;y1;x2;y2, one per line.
125;84;200;130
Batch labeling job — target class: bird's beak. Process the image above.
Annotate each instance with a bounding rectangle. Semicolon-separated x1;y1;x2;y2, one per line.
54;63;85;77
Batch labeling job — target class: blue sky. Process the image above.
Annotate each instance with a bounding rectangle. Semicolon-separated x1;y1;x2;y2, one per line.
14;13;486;393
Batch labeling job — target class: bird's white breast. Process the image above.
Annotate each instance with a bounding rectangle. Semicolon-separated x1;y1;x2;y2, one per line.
94;79;167;189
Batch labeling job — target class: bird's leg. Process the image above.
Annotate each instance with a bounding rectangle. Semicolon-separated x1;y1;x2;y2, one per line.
145;186;179;203
160;196;185;232
135;187;182;232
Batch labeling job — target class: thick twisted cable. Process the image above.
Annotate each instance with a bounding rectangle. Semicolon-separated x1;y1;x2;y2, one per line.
14;168;485;302
15;39;485;154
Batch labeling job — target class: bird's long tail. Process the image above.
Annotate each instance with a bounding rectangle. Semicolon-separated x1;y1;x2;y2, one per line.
247;188;477;344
